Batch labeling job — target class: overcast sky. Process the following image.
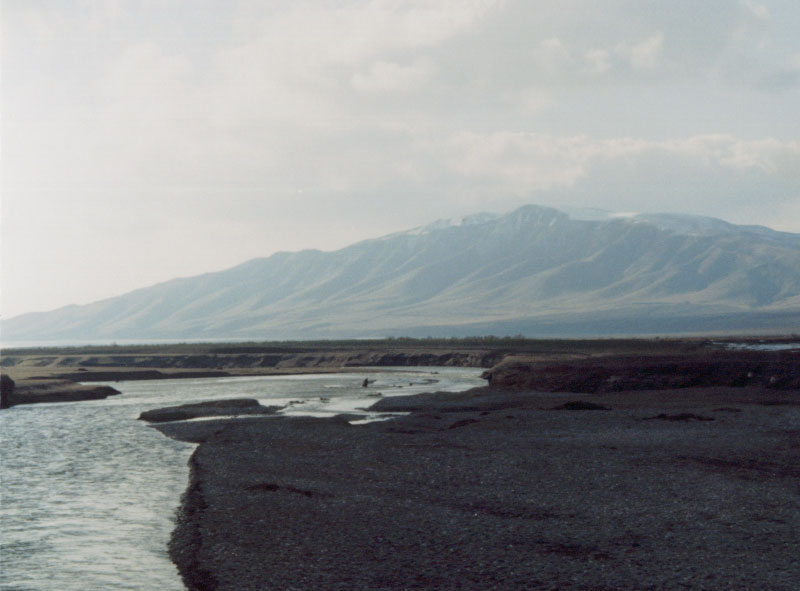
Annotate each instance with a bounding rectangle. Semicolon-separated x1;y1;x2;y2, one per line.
2;0;799;319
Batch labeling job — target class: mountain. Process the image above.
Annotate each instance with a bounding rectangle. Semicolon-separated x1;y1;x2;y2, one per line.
4;205;800;342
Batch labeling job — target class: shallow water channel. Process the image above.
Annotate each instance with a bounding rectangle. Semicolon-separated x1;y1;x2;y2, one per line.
0;367;484;590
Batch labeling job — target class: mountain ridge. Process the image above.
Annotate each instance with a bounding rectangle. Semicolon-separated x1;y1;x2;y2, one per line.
4;204;800;341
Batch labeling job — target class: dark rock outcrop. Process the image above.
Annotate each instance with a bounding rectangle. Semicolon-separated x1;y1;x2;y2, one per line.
3;378;120;407
552;400;611;411
0;374;14;409
138;398;281;423
51;370;231;382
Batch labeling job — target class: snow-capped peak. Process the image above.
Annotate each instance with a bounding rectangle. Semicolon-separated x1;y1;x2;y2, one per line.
553;206;639;222
389;212;500;237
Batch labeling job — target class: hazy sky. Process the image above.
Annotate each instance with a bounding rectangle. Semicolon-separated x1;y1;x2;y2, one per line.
2;0;799;319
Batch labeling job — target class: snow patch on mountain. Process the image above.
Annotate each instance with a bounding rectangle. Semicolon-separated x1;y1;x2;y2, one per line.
554;206;639;222
385;211;500;238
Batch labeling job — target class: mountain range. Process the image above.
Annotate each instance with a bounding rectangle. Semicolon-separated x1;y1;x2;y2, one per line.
4;204;800;342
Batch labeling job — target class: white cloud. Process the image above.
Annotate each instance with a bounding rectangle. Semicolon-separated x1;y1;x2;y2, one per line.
351;58;436;93
503;88;554;115
78;0;124;30
741;0;769;20
439;132;800;194
235;0;502;68
533;37;572;71
584;49;611;75
674;136;800;174
618;32;664;70
444;133;591;191
99;41;192;112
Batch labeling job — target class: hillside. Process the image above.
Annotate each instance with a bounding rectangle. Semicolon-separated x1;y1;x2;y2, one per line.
4;205;800;341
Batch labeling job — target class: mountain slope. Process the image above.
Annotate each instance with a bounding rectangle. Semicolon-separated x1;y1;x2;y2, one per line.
4;205;800;341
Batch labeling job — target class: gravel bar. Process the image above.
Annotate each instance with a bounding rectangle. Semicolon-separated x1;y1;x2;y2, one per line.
155;386;800;590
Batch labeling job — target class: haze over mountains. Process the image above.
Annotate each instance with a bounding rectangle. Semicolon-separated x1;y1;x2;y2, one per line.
5;205;800;343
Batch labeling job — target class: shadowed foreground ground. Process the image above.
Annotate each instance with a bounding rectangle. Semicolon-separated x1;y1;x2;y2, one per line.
156;386;800;591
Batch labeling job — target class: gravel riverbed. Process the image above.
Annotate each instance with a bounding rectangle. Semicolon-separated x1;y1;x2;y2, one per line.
155;386;800;591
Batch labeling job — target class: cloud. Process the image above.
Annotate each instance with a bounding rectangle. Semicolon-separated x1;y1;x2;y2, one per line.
584;49;611;75
6;1;798;195
533;37;572;71
741;0;769;20
620;32;664;70
434;132;800;194
351;58;436;93
232;0;502;68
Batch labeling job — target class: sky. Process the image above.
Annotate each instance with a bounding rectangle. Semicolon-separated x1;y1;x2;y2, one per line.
2;0;799;319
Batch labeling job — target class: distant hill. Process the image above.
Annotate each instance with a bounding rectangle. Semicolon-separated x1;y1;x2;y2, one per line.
4;204;800;342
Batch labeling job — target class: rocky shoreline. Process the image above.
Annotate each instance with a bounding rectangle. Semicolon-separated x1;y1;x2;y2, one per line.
154;383;800;590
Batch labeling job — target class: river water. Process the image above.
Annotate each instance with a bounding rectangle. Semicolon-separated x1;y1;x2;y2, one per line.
0;367;485;591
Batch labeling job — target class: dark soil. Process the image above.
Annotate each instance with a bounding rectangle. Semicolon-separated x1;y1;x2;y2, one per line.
483;350;800;392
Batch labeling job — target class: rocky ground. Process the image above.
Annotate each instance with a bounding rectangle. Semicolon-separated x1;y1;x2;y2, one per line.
138;398;281;423
155;384;800;591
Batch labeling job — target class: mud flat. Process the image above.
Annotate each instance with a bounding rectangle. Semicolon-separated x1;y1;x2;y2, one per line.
155;380;799;591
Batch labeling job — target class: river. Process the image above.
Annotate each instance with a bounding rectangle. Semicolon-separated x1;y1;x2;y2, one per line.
0;367;485;590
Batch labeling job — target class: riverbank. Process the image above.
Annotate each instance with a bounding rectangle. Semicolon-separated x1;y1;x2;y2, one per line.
0;340;506;406
155;381;799;591
3;336;797;406
0;340;510;382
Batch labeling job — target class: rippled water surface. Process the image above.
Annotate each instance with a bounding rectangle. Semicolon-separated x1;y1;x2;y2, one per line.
717;341;800;352
0;367;484;590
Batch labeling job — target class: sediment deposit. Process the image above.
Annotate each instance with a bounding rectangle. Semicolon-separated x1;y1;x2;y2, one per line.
156;383;800;590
